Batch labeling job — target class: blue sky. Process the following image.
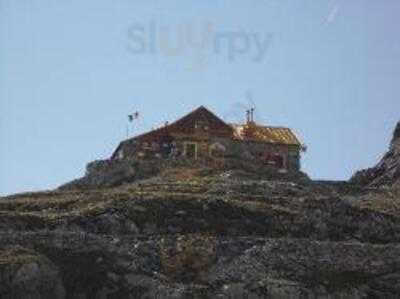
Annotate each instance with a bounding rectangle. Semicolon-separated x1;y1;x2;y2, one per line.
1;1;399;195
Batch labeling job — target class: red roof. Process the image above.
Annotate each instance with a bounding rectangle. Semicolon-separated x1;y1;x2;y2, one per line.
132;106;233;141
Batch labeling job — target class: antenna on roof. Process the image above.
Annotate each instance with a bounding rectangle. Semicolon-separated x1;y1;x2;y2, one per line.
224;91;257;124
245;90;257;123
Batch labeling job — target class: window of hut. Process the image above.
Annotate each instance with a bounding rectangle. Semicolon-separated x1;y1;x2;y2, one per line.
209;143;226;158
263;153;285;169
184;142;198;159
274;155;284;169
195;121;209;132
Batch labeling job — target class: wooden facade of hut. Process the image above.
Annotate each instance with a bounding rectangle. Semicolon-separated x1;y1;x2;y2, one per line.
112;106;305;171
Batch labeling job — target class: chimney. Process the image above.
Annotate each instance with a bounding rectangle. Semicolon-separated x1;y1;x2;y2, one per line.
250;108;255;122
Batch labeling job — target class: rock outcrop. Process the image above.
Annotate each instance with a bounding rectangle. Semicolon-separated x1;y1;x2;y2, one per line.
351;122;400;188
59;158;310;191
1;172;400;298
1;122;400;298
0;247;65;299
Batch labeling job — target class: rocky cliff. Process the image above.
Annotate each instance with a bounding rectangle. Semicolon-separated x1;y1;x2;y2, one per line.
351;122;400;188
1;124;400;298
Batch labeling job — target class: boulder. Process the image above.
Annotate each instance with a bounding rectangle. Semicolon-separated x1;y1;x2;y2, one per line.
0;247;65;299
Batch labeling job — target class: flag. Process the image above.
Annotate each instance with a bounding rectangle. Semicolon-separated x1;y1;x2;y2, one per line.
128;111;140;122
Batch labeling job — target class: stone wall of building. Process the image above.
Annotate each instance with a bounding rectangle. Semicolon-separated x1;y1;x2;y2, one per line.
206;138;301;172
114;137;301;172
